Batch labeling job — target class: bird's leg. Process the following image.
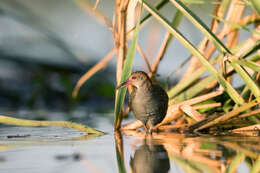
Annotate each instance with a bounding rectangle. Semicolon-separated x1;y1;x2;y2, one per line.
141;122;149;133
144;128;153;139
148;127;153;134
146;120;153;134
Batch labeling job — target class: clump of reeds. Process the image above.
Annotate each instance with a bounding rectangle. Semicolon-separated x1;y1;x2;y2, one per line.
74;0;260;135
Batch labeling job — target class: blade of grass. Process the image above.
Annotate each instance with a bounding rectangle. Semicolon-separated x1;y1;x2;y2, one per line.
0;115;104;135
211;15;260;35
230;58;260;98
138;0;245;105
169;0;231;54
240;40;260;58
247;54;260;62
234;59;260;71
114;8;141;130
140;0;169;24
251;0;260;16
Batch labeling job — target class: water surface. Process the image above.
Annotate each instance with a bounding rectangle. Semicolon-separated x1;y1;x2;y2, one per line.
0;117;259;173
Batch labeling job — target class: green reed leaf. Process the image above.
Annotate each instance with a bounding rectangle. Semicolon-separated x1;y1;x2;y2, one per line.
169;0;231;54
114;8;141;129
235;59;260;71
251;0;260;15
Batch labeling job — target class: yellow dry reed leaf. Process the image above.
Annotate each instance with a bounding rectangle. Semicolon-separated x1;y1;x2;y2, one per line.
192;103;221;110
73;48;116;97
0;115;104;135
136;43;152;72
232;124;260;132
237;109;260;118
121;120;143;130
180;104;205;121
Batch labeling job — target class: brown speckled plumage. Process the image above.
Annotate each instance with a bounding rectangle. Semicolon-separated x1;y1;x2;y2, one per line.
117;71;168;133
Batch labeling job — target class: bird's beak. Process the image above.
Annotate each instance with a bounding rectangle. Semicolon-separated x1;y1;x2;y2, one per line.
116;80;132;89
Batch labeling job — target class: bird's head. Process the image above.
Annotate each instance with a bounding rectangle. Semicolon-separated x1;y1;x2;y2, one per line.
116;71;152;89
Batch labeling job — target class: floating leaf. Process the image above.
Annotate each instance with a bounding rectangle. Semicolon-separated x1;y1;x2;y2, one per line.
0;115;104;135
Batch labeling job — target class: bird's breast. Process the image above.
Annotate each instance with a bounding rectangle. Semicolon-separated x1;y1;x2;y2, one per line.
130;89;158;117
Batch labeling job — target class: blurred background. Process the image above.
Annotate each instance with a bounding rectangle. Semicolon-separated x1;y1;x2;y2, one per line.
0;0;117;121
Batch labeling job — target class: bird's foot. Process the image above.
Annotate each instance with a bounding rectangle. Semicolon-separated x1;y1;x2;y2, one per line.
147;127;153;135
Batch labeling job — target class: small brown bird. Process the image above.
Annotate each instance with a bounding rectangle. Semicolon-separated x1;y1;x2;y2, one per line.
117;71;168;133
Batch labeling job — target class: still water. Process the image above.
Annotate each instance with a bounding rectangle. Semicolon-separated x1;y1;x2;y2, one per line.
0;115;259;173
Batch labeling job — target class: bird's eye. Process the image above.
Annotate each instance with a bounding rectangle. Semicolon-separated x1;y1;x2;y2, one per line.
132;76;137;79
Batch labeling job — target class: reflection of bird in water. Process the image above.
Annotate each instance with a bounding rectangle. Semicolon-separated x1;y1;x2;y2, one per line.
117;71;168;133
130;140;170;173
